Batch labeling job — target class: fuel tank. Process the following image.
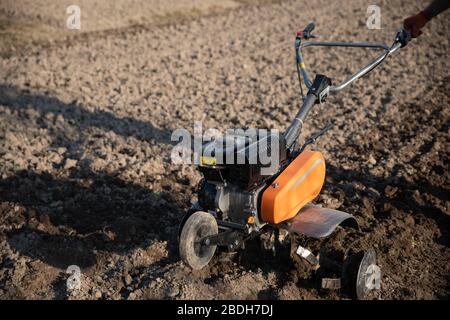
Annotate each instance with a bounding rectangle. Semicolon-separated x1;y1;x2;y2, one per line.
260;150;325;224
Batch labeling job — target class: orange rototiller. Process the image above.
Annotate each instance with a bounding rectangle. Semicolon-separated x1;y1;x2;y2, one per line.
178;23;411;298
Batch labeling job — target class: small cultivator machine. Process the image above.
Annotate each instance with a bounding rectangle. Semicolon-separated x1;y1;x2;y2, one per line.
178;23;411;299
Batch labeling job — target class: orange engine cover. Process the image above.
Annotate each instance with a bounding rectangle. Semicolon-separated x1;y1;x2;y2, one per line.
260;150;326;224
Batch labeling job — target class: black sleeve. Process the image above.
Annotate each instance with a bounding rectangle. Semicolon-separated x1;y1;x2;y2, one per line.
423;0;450;19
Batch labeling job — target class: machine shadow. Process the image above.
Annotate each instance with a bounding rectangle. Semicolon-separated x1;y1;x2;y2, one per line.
0;83;185;270
0;168;183;270
0;84;171;146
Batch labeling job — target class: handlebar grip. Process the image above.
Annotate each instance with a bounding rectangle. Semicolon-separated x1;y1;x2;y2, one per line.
395;28;411;47
302;22;316;39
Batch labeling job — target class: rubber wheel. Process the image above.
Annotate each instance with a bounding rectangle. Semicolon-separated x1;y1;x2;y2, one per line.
179;211;218;270
177;209;196;243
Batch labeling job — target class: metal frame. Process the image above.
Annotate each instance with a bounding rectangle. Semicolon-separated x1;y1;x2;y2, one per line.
297;40;402;92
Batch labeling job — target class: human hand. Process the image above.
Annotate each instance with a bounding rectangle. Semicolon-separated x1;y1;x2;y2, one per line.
403;12;429;38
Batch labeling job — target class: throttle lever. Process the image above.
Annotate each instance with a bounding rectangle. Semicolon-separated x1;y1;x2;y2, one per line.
298;122;333;153
297;22;316;40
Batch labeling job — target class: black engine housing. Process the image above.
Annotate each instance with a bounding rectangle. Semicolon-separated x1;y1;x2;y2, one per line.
199;131;287;190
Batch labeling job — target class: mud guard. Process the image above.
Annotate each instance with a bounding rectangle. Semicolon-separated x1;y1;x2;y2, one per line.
286;204;358;239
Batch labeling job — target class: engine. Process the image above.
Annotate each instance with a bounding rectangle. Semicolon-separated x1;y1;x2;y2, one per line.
198;180;263;224
197;131;287;224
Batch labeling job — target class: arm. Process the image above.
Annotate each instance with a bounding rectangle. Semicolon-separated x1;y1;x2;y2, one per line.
404;0;450;38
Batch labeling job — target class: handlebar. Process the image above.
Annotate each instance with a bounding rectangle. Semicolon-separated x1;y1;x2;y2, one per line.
284;23;411;149
295;22;411;93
